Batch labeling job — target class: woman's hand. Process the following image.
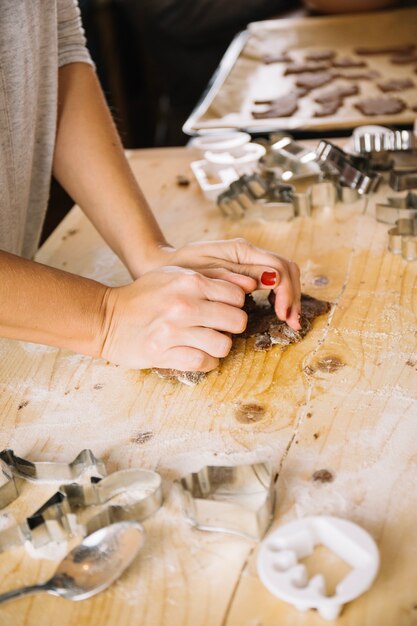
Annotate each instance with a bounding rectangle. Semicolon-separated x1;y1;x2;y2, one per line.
144;239;301;330
100;266;248;371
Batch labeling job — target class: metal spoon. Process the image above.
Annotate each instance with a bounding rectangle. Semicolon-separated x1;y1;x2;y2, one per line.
0;521;144;604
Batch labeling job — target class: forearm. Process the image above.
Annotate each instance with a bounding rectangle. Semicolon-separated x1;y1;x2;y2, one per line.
0;251;108;355
53;62;168;279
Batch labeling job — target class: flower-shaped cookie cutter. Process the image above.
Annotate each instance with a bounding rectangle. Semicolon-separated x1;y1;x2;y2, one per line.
257;516;380;621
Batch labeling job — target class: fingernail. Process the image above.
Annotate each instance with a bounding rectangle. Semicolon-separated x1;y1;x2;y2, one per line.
286;307;292;318
261;271;276;286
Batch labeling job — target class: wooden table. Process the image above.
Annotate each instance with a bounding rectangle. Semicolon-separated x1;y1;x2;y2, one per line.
0;147;416;626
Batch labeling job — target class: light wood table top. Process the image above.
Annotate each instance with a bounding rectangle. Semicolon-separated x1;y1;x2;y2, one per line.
0;146;416;626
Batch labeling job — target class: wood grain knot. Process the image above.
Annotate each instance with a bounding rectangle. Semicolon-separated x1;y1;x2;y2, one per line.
131;431;154;444
316;356;345;373
312;469;334;483
235;403;266;424
305;356;346;376
313;275;329;286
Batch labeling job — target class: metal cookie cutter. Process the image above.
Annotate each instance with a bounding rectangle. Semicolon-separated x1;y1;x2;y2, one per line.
261;134;321;189
176;462;276;541
376;192;417;224
388;218;417;261
316;141;381;195
0;459;19;509
389;169;417;192
217;173;294;221
0;448;106;483
354;128;416;154
0;468;162;554
257;516;380;621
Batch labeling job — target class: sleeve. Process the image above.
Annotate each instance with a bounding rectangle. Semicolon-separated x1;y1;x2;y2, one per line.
57;0;94;68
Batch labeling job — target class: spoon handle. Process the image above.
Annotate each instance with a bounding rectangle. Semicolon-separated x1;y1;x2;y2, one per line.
0;583;50;605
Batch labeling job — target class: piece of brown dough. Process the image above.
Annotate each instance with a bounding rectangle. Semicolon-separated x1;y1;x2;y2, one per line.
305;50;336;62
355;44;416;56
284;61;331;75
377;78;414;93
355;96;407;116
295;71;334;91
263;51;292;64
313;99;342;117
332;57;367;68
153;293;331;384
313;84;359;117
252;92;299;118
390;52;417;65
332;69;380;80
315;84;359;103
243;292;331;351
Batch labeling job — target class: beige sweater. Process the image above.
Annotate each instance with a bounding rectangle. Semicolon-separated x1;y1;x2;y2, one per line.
0;0;92;259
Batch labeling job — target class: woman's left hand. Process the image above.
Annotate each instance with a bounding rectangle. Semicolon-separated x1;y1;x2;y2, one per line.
144;238;301;330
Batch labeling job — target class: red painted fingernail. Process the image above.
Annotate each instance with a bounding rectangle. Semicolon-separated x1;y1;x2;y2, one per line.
261;271;276;286
287;307;292;318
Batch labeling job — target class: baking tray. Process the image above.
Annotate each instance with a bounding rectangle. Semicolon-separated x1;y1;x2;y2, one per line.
183;8;417;135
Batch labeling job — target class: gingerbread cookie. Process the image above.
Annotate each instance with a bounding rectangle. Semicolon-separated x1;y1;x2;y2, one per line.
377;78;414;93
295;71;334;91
355;44;416;56
305;50;336;62
314;84;359;117
332;57;367;68
355;96;407;116
390;52;417;65
284;61;331;75
252;91;304;118
332;69;380;81
263;51;292;64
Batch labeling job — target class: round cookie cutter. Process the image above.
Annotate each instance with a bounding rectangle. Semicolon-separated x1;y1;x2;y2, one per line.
257;516;379;621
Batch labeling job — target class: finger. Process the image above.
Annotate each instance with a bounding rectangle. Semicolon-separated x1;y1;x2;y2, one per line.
198;268;257;293
157;346;219;372
175;327;232;359
287;262;302;329
193;274;246;309
195;301;248;334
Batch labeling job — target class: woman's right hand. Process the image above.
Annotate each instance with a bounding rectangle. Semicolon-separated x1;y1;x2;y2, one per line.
100;267;248;371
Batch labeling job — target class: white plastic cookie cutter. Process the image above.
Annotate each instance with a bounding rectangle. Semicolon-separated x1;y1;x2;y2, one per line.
257;516;379;621
190;131;266;200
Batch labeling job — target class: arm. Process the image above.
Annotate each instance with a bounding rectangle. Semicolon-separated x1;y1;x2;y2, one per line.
0;251;247;371
0;251;107;356
53;62;168;280
53;62;301;328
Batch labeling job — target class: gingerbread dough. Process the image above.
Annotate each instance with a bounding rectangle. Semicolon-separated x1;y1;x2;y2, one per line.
153;292;331;384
